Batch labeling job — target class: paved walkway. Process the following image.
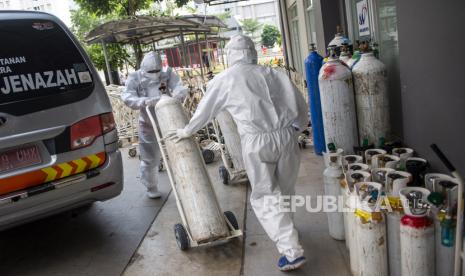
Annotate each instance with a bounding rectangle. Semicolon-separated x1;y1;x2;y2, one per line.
125;148;351;276
0;147;350;275
0;148;170;276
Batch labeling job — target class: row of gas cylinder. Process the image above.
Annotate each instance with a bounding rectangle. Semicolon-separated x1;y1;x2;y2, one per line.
323;144;459;276
305;34;388;156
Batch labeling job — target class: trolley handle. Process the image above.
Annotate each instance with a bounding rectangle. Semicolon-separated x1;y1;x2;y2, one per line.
430;144;456;172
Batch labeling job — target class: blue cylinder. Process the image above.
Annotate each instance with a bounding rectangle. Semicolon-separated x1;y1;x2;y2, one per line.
305;49;325;155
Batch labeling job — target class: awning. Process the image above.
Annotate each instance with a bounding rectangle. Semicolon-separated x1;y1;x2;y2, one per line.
85;15;225;45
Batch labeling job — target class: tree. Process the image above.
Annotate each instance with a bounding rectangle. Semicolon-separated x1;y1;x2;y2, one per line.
240;18;262;38
71;9;130;73
261;24;281;48
214;10;231;22
73;0;190;68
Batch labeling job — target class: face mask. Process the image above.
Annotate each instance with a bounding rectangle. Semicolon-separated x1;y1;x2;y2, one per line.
144;71;161;80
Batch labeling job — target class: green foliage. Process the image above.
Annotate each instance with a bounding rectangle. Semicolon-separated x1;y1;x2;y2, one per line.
261;24;281;48
215;10;231;22
240;18;262;37
74;0;190;16
72;0;191;69
71;9;129;71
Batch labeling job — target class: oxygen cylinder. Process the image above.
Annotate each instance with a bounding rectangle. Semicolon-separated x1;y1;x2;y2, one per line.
371;154;400;170
406;157;429;187
339;43;351;65
399;187;434;276
425;173;458;276
354;182;388;276
323;150;345;240
318;50;358;154
323;148;344;168
364;148;386;166
392;147;414;170
352;52;390;146
328;32;351;56
343;155;363;171
155;95;229;242
348;162;370;172
347;50;361;69
371;167;395;184
305;44;325;155
344;170;371;253
385;171;412;276
216;111;245;171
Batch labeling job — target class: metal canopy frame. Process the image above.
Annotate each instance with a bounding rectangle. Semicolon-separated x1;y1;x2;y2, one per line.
85;15;226;84
86;16;219;45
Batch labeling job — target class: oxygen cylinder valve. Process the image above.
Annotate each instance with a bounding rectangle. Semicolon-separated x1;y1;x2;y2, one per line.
327;46;337;59
310;43;316;52
327;143;337;153
406;191;430;215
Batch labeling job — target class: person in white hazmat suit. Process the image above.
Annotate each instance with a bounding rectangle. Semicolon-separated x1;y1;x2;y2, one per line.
167;35;308;271
122;51;187;199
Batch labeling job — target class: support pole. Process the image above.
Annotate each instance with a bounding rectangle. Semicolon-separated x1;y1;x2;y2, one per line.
220;38;226;69
204;32;211;71
101;40;114;85
196;32;204;80
179;29;187;68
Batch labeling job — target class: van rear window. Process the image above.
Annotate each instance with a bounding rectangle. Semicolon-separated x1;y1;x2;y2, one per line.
0;19;94;115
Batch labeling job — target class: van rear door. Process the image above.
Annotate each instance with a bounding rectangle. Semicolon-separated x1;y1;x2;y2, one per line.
0;18;94;115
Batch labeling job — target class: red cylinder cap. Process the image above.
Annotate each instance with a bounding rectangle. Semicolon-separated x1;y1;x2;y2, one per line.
401;215;433;228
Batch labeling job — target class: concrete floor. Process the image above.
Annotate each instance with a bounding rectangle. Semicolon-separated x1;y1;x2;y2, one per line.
125;147;351;276
0;147;351;276
0;148;170;276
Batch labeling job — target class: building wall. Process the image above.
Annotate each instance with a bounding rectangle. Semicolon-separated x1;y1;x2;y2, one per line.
396;0;465;175
280;0;346;73
202;0;281;38
0;0;75;26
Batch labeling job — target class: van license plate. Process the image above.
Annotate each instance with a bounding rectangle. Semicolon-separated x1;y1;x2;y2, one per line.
0;145;42;174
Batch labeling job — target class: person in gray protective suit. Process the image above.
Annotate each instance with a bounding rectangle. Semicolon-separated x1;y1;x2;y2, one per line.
121;51;187;198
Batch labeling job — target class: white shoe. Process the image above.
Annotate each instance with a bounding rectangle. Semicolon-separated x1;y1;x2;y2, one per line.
147;188;162;199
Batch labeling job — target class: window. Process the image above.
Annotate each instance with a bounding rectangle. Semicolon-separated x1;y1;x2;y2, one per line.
0;19;94;115
288;4;302;72
305;0;317;48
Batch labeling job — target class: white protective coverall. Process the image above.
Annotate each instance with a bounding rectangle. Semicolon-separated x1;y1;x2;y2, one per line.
179;35;308;260
121;51;187;197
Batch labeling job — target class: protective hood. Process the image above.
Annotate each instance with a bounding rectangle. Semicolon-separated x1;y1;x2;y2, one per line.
226;34;258;66
140;51;162;77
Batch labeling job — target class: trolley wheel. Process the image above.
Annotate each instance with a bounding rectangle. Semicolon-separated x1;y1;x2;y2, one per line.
128;147;137;158
219;165;230;185
202;149;215;164
174;223;189;251
158;160;164;172
224;211;239;230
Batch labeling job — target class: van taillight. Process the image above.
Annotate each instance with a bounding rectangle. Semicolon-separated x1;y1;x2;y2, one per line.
70;113;117;150
100;112;116;134
70;115;102;150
